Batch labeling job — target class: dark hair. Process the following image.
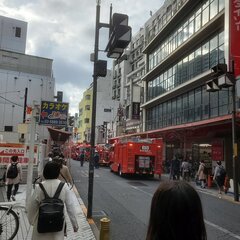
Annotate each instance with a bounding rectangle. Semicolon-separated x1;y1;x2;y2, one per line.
217;161;221;165
146;181;207;240
52;156;63;168
11;155;18;162
43;161;60;179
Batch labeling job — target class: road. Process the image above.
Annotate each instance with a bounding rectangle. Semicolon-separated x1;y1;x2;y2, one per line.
70;160;240;240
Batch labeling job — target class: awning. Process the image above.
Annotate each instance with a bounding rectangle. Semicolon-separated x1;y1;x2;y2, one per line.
47;127;72;143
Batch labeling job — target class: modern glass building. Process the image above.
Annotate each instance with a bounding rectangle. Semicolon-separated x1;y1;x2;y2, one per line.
140;0;239;183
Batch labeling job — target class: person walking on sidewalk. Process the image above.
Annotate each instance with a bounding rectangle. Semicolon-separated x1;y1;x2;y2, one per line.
5;155;22;201
181;159;190;181
196;160;207;188
213;161;226;198
146;181;207;240
27;161;78;240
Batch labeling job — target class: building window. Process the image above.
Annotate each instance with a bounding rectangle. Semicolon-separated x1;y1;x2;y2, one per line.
104;108;111;112
85;105;90;110
84;118;89;123
15;27;21;38
85;94;91;100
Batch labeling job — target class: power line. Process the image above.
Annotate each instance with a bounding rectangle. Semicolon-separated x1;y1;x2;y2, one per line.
0;95;24;107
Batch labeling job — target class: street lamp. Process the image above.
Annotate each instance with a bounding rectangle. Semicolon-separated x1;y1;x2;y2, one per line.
206;64;239;201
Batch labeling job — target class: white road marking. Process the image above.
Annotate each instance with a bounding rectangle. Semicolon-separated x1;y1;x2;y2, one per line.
131;185;240;239
204;220;240;239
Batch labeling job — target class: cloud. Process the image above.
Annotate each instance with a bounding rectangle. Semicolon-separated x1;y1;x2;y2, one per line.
0;0;164;115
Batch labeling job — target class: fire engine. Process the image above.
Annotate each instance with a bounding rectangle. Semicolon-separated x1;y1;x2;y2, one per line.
95;144;112;166
109;138;163;177
71;142;91;161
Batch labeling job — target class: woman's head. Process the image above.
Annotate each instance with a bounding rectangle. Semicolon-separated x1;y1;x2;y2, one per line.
43;161;60;179
146;181;206;240
11;155;18;162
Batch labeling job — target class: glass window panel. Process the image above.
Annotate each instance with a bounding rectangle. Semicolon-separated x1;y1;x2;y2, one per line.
182;56;188;82
167;101;172;126
194;87;202;121
202;42;210;71
176;96;182;124
210;0;218;19
188;91;194;122
218;45;224;63
194;47;202;76
202;87;209;119
210;35;218;51
195;14;201;32
202;6;209;26
172;99;176;125
219;32;224;46
210;91;218;117
183;93;188;123
189;20;194;37
219;89;229;115
219;0;224;12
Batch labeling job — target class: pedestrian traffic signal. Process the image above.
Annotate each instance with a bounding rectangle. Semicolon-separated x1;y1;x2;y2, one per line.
105;13;132;59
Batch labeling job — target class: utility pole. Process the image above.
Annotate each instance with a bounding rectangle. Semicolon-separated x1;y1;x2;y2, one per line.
87;0;101;219
25;102;38;207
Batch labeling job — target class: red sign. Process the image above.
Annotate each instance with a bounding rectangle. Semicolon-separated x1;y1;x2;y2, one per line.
230;0;240;77
211;140;223;161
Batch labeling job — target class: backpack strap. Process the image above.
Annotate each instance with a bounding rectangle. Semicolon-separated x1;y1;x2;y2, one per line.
39;183;50;199
53;182;65;199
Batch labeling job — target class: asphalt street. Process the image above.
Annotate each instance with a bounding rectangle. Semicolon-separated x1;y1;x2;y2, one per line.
69;160;240;240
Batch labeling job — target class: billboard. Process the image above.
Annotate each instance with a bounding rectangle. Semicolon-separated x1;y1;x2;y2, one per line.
39;101;69;126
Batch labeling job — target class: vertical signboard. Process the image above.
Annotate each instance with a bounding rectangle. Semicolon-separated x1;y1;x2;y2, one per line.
39;101;69;126
230;1;240;77
211;139;224;161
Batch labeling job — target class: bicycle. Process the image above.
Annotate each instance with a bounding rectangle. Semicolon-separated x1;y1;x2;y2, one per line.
0;201;24;240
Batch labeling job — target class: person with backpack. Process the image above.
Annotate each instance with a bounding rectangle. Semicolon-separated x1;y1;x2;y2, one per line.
5;155;22;201
181;159;191;181
27;161;78;239
213;161;226;198
196;160;207;188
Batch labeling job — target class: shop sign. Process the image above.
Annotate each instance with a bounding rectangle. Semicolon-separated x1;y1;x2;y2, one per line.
39;101;69;126
211;140;223;161
0;143;38;165
230;0;240;77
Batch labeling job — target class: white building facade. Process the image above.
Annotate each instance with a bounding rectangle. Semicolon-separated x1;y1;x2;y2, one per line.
0;16;55;143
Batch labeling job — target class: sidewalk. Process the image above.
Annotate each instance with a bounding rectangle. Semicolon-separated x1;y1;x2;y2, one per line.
0;184;97;240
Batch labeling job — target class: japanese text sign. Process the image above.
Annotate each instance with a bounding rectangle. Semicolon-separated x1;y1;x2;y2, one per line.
39;101;69;126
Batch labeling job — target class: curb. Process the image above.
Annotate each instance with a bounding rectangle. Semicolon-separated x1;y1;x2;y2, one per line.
73;185;100;240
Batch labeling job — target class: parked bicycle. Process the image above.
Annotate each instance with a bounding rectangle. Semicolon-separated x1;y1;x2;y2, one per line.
0;201;25;240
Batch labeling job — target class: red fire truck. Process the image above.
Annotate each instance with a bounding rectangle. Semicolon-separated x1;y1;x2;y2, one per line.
96;144;111;166
109;138;163;177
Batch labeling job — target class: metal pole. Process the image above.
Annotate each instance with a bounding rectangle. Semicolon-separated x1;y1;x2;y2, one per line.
232;81;239;201
25;103;37;208
87;1;100;219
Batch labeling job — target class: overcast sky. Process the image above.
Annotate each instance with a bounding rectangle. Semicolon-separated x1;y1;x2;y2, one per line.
0;0;164;115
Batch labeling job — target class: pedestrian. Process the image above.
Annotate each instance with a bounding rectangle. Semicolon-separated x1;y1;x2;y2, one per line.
27;161;78;240
38;152;53;180
5;155;22;201
53;157;74;187
78;151;85;167
170;155;180;180
196;160;207;188
181;158;190;181
94;150;100;169
213;161;226;198
146;181;207;240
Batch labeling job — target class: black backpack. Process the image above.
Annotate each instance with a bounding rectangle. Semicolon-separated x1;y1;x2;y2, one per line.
6;163;18;179
37;182;65;233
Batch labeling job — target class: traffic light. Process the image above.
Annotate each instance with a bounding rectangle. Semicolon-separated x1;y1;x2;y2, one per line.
206;63;233;91
206;78;220;92
95;60;107;77
105;13;132;59
211;63;227;76
56;91;63;102
68;116;74;126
